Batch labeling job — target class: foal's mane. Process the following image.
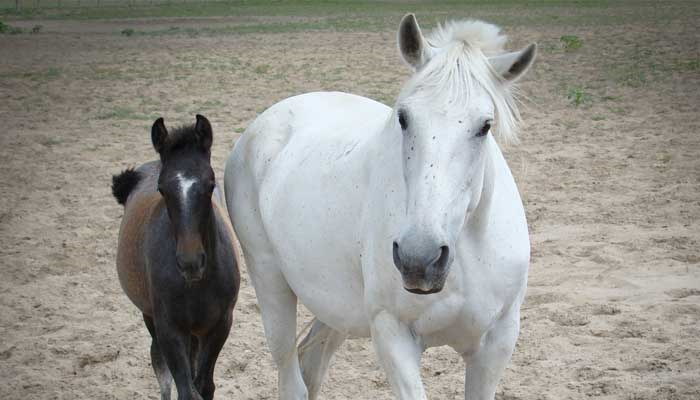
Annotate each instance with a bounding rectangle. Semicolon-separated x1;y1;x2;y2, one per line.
402;20;522;143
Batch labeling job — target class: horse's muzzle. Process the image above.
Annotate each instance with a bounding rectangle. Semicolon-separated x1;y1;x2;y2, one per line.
392;240;451;294
176;251;206;283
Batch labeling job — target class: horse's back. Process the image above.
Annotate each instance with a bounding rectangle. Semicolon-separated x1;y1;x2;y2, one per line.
225;91;388;242
228;91;387;183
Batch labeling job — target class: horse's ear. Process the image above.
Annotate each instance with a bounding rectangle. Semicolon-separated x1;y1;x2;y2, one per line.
488;43;537;82
195;114;213;151
398;14;432;70
151;117;168;154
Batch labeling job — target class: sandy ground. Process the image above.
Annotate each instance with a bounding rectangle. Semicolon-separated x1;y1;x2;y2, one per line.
1;7;699;400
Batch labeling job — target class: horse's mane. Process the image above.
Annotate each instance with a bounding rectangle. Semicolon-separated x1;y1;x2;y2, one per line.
402;19;522;143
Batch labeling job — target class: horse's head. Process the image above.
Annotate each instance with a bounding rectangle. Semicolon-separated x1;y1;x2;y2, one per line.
390;14;536;294
151;115;216;284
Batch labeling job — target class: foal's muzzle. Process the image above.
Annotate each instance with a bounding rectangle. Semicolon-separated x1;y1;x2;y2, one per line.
176;251;206;283
392;235;451;294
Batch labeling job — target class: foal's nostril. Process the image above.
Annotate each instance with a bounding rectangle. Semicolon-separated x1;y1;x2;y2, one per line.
176;251;206;276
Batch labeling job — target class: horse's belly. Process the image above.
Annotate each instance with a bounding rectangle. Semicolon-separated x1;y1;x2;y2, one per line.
261;154;371;336
268;228;369;335
116;194;161;316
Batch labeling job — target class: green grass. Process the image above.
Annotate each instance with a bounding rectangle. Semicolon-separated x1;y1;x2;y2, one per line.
673;59;699;72
0;0;694;28
567;86;590;106
560;35;582;51
0;20;22;33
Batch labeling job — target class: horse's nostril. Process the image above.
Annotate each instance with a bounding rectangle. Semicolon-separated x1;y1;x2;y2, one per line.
437;245;449;269
392;241;401;269
176;252;206;273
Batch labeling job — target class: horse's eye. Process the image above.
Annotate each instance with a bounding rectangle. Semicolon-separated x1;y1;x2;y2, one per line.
476;120;492;137
398;110;408;130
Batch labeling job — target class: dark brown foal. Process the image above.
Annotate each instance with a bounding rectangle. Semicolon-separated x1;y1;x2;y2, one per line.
112;115;240;400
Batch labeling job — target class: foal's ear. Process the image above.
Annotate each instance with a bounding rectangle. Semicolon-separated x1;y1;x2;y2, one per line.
151;117;168;154
398;14;432;70
488;43;537;82
195;114;213;151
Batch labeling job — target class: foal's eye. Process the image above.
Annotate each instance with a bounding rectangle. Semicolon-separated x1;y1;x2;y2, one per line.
398;110;408;130
476;120;492;137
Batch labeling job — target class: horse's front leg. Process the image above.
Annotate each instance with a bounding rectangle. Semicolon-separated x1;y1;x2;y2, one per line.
461;311;520;400
193;313;233;400
371;311;426;400
155;317;201;400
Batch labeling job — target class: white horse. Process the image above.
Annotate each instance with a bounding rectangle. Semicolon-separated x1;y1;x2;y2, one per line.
224;14;536;400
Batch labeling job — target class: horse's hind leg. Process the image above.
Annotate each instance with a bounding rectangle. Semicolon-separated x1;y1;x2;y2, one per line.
249;254;308;400
193;314;233;400
298;318;346;400
144;315;173;400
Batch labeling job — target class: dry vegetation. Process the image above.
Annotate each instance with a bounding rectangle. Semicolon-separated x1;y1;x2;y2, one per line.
0;1;699;399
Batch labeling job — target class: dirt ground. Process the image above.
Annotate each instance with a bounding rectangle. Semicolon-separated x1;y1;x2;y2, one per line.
1;4;699;400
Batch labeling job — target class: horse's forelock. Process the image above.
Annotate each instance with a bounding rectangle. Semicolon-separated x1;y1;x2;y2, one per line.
399;19;522;144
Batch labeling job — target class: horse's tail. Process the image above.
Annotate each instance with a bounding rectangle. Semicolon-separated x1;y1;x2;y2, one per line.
111;168;141;206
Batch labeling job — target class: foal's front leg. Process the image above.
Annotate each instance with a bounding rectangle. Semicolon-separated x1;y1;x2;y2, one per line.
194;314;233;400
371;311;426;400
155;318;201;400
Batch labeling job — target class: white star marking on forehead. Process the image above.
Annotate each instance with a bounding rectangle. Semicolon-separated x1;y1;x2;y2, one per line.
176;172;197;209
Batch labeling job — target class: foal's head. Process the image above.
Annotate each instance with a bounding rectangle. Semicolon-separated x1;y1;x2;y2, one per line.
152;115;216;283
391;15;536;294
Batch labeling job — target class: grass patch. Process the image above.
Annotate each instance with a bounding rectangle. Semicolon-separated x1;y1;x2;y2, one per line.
673;59;699;72
0;20;22;34
611;66;647;88
0;0;690;29
567;87;590;106
560;35;582;51
38;136;65;147
253;64;271;74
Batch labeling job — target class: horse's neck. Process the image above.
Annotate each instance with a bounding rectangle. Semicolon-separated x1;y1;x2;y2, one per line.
465;144;496;234
202;205;220;258
369;121;404;179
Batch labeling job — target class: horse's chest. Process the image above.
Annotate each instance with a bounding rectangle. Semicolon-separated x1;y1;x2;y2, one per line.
404;290;497;348
184;285;235;335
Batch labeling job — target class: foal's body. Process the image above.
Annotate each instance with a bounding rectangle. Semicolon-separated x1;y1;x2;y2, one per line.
117;161;238;329
225;16;535;400
115;116;239;400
